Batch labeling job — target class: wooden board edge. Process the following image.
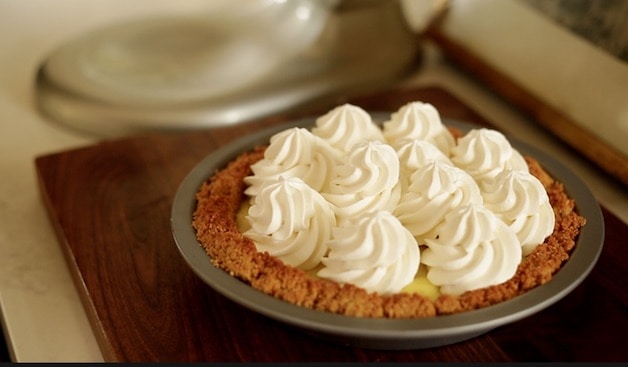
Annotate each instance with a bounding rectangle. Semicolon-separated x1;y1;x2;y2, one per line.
34;155;118;362
425;25;628;187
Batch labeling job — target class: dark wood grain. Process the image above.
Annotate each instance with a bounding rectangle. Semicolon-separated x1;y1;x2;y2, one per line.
35;86;627;362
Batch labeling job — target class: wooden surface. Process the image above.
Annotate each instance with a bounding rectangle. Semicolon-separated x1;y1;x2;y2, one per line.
35;86;627;362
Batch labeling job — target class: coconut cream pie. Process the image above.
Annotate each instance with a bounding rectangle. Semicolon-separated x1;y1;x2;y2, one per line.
192;102;586;318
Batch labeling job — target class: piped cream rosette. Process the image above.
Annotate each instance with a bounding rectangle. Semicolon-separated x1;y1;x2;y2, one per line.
383;101;456;154
244;127;343;195
480;169;556;255
450;128;529;182
323;140;402;224
395;139;452;192
318;211;420;295
244;176;335;271
421;204;522;296
394;161;483;244
311;103;385;152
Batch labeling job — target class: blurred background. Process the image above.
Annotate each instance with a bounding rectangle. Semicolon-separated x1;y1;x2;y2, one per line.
32;0;445;137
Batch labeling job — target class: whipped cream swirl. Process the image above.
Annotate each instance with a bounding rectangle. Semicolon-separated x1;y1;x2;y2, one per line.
394;161;482;243
422;204;522;295
318;210;420;294
382;101;455;154
244;177;336;270
324;141;401;222
312;103;385;152
395;139;452;191
244;127;343;195
451;128;528;182
481;169;555;255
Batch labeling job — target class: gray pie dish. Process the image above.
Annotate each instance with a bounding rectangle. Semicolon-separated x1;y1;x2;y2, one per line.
171;115;604;349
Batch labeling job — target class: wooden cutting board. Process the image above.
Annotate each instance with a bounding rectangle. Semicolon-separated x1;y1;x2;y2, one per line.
35;86;628;362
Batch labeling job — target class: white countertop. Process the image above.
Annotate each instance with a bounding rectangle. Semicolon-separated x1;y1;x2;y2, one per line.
1;0;626;362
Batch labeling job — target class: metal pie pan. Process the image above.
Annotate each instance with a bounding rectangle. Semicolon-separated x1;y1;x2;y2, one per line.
171;115;604;349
